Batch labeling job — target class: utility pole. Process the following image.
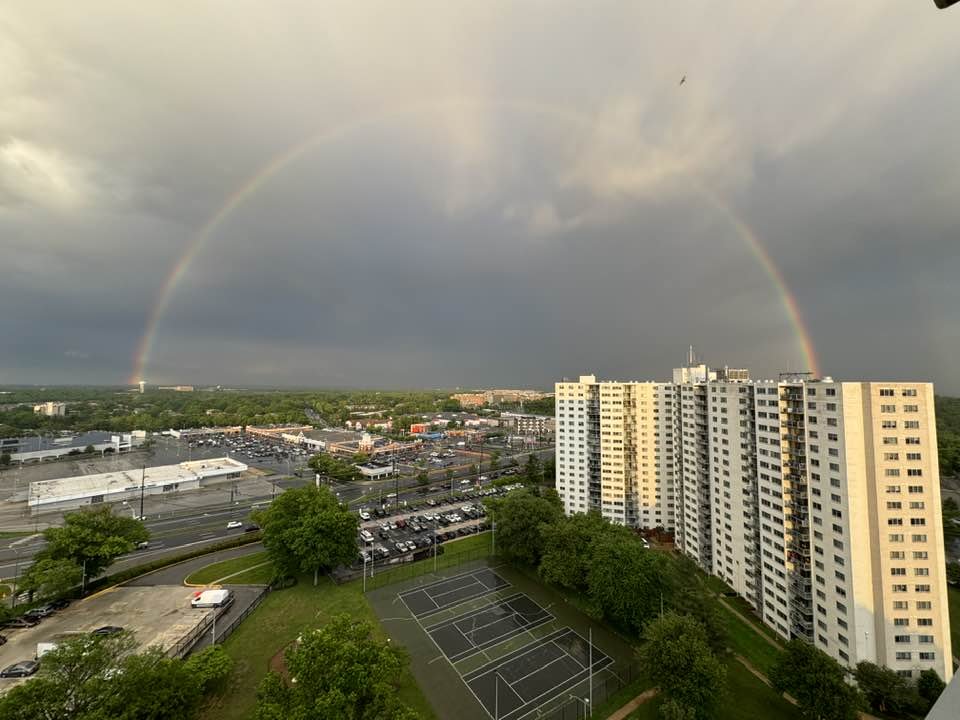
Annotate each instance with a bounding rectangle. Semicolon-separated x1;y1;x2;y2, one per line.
139;465;146;519
393;451;399;511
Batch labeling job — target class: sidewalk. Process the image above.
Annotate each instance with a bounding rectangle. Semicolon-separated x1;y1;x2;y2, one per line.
605;689;658;720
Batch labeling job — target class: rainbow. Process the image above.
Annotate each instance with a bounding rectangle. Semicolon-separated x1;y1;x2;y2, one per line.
129;98;820;384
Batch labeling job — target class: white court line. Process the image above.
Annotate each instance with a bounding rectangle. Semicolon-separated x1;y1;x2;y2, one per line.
467;638;567;684
488;649;569;689
419;583;502;619
398;567;490;599
509;660;614;720
424;593;523;632
432;580;483;606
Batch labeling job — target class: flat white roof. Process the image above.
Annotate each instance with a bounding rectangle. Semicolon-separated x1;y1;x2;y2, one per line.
28;457;247;505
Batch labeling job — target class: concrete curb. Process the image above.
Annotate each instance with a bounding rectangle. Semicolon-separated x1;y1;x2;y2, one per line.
82;540;263;602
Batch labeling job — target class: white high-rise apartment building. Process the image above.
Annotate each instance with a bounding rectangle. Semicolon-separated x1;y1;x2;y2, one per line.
555;368;952;683
555;376;678;529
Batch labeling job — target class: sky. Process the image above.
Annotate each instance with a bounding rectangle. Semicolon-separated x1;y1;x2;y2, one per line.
2;2;960;392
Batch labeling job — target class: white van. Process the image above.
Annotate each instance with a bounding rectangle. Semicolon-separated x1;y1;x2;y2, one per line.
191;589;233;609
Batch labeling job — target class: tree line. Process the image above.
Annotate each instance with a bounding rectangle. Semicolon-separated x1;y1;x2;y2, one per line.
0;632;232;720
0;388;453;437
487;488;947;720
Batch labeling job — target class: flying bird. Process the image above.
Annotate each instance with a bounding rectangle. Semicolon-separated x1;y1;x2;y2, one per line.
679;75;686;86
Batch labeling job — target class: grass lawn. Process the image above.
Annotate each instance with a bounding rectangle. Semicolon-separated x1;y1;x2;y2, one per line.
949;586;960;663
202;534;493;720
203;575;435;720
185;551;270;585
0;531;31;539
719;606;784;675
628;657;802;720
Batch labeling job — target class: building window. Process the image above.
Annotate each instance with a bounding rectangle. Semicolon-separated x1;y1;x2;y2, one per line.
880;389;895;397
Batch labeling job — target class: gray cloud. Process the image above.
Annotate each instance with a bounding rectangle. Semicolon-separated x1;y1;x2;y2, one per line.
1;2;959;392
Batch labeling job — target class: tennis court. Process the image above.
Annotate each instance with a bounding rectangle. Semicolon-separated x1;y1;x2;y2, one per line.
463;628;612;720
399;567;510;618
425;593;553;662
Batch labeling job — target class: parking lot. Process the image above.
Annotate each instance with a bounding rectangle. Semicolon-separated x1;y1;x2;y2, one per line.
353;485;522;571
0;585;215;687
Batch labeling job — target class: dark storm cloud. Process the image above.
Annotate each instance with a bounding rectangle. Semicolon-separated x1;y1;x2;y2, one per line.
1;2;959;391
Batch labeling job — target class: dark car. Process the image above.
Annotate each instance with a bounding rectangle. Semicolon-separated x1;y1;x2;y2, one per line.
2;617;39;629
0;635;7;646
0;660;39;678
91;626;124;636
50;599;71;611
243;524;260;533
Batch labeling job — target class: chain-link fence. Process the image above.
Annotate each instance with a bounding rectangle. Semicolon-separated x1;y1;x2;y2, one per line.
358;544;493;591
534;661;645;720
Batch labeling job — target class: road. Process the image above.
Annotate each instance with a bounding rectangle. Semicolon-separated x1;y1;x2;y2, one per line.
0;444;553;590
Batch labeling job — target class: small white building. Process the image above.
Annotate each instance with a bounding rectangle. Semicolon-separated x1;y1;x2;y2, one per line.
357;463;394;479
27;457;247;514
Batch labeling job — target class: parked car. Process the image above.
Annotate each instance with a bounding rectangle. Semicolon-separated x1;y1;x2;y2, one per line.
24;604;56;620
2;617;39;629
50;599;71;611
91;626;124;636
0;660;39;678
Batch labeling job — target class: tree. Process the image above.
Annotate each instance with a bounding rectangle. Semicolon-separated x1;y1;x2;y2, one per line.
352;452;369;464
659;698;698;720
641;613;726;720
415;471;429;491
539;512;622;592
0;633;136;720
253;485;357;585
0;632;206;720
917;668;946;710
444;469;454;487
769;640;861;720
254;615;418;720
489;451;500;472
542;456;556;486
84;445;96;454
183;645;233;694
587;533;668;635
41;507;148;580
522;454;542;485
854;661;916;716
486;489;562;566
947;561;960;585
0;451;10;466
18;558;83;600
96;647;203;720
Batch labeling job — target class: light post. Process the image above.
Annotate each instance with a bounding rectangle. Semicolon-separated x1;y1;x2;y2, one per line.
11;548;22;609
568;694;590;717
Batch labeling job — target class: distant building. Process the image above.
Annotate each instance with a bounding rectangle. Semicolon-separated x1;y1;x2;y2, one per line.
246;424;312;439
409;423;430;434
357;463;395;479
167;426;242;439
33;402;67;417
158;385;195;392
501;413;554;436
451;393;486;409
27;457;247;513
138;380;146;394
484;389;551;404
5;431;144;463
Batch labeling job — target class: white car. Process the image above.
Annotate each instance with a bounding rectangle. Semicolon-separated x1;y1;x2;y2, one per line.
359;511;371;521
226;521;243;529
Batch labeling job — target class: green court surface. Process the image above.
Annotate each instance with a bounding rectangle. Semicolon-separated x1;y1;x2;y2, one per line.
367;559;644;720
